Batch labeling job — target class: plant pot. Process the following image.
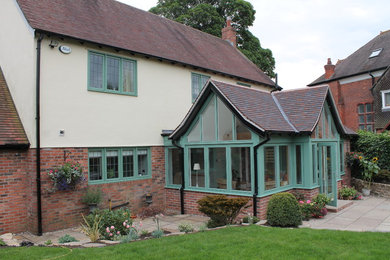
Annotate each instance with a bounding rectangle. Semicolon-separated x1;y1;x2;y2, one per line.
88;204;98;213
362;188;371;196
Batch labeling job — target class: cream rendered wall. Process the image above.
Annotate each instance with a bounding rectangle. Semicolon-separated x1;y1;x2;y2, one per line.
0;0;36;146
40;37;272;148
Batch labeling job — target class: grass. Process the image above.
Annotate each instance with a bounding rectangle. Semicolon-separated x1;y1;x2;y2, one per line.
1;226;390;259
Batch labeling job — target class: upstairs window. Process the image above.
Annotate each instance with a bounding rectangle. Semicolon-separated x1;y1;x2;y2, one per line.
381;90;390;110
358;103;374;131
191;73;210;102
88;51;137;96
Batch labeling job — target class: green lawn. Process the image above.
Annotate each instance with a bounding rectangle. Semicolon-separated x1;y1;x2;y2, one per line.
1;226;389;260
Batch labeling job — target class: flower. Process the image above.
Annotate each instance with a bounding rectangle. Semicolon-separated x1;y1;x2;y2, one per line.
109;233;113;237
132;224;135;228
358;156;363;160
117;231;120;235
372;157;378;162
111;226;114;230
299;201;304;204
307;200;311;203
49;170;53;173
106;227;110;233
126;225;130;229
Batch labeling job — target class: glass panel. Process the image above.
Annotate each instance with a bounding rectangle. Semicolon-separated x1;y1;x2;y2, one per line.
317;111;323;139
168;148;183;185
264;147;275;190
209;148;226;189
190;148;205;187
187;120;201;142
312;145;317;184
358;104;365;114
296;146;302;184
366;114;373;123
191;74;200;101
236;117;251;140
107;56;120;91
217;99;233;141
107;150;119;179
232;147;251;191
123;150;134;177
385;93;390;107
279;146;289;187
89;53;103;89
137;149;148;176
89;151;102;181
366;124;373;132
327;146;332;195
339;143;344;172
202;98;216;141
366;103;373;113
122;60;135;93
359;125;365;130
324;107;329;138
200;76;209;89
358;115;365;124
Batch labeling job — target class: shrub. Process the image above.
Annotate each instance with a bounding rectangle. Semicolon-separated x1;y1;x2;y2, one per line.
0;238;6;246
242;215;260;224
198;224;207;232
178;223;195;233
197;195;249;228
338;186;357;200
58;234;78;244
120;228;139;243
373;169;390;184
81;187;103;205
313;194;331;207
151;229;164;238
267;193;302;227
81;214;101;242
44;240;52;246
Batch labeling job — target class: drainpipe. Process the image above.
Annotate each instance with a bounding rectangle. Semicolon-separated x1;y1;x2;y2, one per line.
368;71;375;87
36;34;44;236
172;140;185;214
252;133;270;217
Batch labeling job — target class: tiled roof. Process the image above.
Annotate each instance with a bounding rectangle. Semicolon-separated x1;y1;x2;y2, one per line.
170;80;352;139
16;0;275;87
309;30;390;86
0;67;29;148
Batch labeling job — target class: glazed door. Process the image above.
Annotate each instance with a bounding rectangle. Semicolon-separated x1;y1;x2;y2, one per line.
318;144;337;207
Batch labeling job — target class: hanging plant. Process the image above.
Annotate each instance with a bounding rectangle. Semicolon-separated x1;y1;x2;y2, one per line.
48;160;85;191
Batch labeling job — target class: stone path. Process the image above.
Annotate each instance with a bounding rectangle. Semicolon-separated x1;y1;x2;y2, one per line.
301;196;390;232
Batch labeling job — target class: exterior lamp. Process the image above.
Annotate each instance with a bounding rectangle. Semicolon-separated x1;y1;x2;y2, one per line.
145;193;152;205
193;163;201;187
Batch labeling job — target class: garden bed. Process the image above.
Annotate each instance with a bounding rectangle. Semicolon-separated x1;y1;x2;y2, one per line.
352;178;390;198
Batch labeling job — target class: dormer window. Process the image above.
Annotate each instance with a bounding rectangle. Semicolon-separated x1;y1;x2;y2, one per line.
369;48;382;58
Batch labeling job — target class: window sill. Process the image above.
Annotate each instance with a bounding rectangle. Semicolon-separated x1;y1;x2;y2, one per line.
88;88;137;97
89;175;151;185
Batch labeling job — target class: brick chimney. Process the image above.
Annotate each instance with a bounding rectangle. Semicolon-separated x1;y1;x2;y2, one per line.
221;17;236;47
324;58;335;79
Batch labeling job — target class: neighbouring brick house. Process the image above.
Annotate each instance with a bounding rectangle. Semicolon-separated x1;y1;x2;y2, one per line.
0;0;352;235
372;67;390;130
308;30;390;132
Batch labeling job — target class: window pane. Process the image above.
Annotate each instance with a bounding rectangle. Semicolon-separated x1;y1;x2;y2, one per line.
200;76;209;89
137;149;148;176
296;146;302;184
366;124;373;132
232;147;251;191
366;114;373;123
122;60;135;93
168;148;183;185
190;148;205;187
89;53;103;89
209;148;226;189
366;103;373;112
107;150;119;179
340;143;344;172
312;145;317;184
191;74;200;101
188;120;201;142
123;150;134;177
89;151;102;181
358;115;365;124
264;147;275;190
236;117;251;140
279;146;289;187
107;56;120;91
317;111;323;138
359;125;365;130
202;98;216;141
218;99;233;141
358;104;365;114
324;107;329;138
385;93;390;107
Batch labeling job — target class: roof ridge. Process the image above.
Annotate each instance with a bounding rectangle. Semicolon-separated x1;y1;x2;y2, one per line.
271;93;299;133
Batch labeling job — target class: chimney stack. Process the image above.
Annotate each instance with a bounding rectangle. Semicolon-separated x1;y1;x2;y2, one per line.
221;17;236;47
324;58;335;79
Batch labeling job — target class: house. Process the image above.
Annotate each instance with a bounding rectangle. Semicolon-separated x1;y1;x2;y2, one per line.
308;30;390;132
372;67;390;130
0;0;351;235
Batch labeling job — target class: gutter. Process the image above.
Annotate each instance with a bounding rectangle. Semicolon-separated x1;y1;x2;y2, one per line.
172;139;185;214
252;133;270;217
36;34;44;236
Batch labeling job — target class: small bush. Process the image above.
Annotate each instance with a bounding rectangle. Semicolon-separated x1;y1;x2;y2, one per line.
198;224;207;232
120;228;139;243
0;238;6;246
242;215;260;224
267;193;302;227
81;214;101;242
178;223;194;233
44;240;52;246
338;186;357;200
140;230;149;236
81;187;103;205
151;229;164;238
313;194;331;207
197;195;249;228
58;234;78;244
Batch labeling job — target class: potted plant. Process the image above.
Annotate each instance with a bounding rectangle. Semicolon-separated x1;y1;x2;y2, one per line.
81;187;103;212
359;156;380;196
48;160;84;191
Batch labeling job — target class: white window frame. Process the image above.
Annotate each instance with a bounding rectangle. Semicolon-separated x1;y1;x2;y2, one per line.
381;90;390;109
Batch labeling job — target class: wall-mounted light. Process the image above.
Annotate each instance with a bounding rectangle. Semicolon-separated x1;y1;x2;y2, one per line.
49;40;59;48
145;193;153;205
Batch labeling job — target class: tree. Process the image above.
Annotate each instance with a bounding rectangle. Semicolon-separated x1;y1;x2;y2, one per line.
150;0;276;78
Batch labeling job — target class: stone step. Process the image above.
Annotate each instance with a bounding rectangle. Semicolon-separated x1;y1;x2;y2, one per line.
326;200;354;212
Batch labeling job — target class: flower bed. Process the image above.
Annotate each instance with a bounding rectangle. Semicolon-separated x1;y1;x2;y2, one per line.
352;178;390;199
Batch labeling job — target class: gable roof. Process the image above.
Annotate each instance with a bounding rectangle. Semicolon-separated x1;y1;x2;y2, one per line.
170;80;353;140
16;0;275;88
309;30;390;86
0;67;29;148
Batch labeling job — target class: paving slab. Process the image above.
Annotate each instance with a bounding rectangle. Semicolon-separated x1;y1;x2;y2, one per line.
82;243;106;248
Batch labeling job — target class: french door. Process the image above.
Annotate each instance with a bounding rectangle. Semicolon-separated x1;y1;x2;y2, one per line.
318;143;337;207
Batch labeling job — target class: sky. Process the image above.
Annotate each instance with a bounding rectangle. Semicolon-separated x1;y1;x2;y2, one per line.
118;0;390;89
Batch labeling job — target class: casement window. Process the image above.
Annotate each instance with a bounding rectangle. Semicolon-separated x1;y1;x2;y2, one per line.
88;147;150;183
264;145;291;191
191;73;210;102
381;90;390;110
357;103;374;131
167;148;183;185
88;51;137;96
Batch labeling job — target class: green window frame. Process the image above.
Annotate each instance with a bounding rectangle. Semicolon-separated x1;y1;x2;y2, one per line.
88;147;151;184
191;72;210;102
88;51;137;96
263;145;292;192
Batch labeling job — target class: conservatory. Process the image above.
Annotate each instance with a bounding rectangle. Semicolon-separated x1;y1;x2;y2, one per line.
164;80;352;217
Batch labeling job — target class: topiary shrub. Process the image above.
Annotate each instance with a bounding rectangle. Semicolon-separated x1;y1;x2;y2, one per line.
267;192;302;227
197;195;249;228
